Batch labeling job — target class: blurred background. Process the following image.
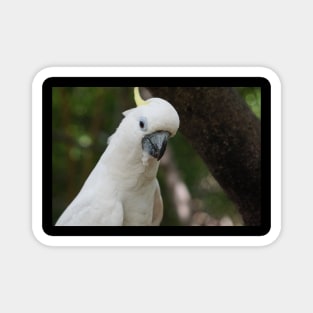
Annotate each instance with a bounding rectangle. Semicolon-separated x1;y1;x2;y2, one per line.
52;87;260;225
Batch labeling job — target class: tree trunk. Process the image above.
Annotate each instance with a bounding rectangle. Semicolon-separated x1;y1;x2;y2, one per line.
146;87;261;226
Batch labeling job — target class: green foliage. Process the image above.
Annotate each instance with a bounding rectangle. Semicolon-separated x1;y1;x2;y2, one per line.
52;87;133;223
237;87;261;118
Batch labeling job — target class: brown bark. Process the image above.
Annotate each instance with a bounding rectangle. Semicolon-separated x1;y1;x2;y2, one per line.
146;87;261;226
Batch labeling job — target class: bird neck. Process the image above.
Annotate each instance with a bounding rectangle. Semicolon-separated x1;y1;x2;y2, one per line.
100;140;159;184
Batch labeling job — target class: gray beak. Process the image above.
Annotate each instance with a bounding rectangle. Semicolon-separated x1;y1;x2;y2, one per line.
142;131;170;161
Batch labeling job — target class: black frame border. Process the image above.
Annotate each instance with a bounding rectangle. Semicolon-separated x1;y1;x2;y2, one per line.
43;77;271;237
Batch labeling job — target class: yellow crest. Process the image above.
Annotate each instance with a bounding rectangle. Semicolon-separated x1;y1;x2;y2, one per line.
134;87;148;107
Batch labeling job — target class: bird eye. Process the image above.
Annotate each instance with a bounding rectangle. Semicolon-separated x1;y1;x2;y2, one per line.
139;117;147;131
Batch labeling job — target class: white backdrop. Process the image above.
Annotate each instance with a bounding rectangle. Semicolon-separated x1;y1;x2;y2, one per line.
0;1;311;312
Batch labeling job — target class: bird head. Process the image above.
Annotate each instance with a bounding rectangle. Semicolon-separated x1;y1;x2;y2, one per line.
118;87;180;163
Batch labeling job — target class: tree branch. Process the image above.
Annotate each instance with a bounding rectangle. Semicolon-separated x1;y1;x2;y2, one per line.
146;87;261;226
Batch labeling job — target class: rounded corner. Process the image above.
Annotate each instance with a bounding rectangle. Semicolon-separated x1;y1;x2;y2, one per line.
32;67;58;90
32;224;55;247
259;223;282;247
256;66;282;88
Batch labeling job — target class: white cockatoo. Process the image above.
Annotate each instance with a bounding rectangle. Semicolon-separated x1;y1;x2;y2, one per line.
56;87;180;226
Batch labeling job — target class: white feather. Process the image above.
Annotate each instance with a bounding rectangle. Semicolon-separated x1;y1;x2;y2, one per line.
55;96;179;226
